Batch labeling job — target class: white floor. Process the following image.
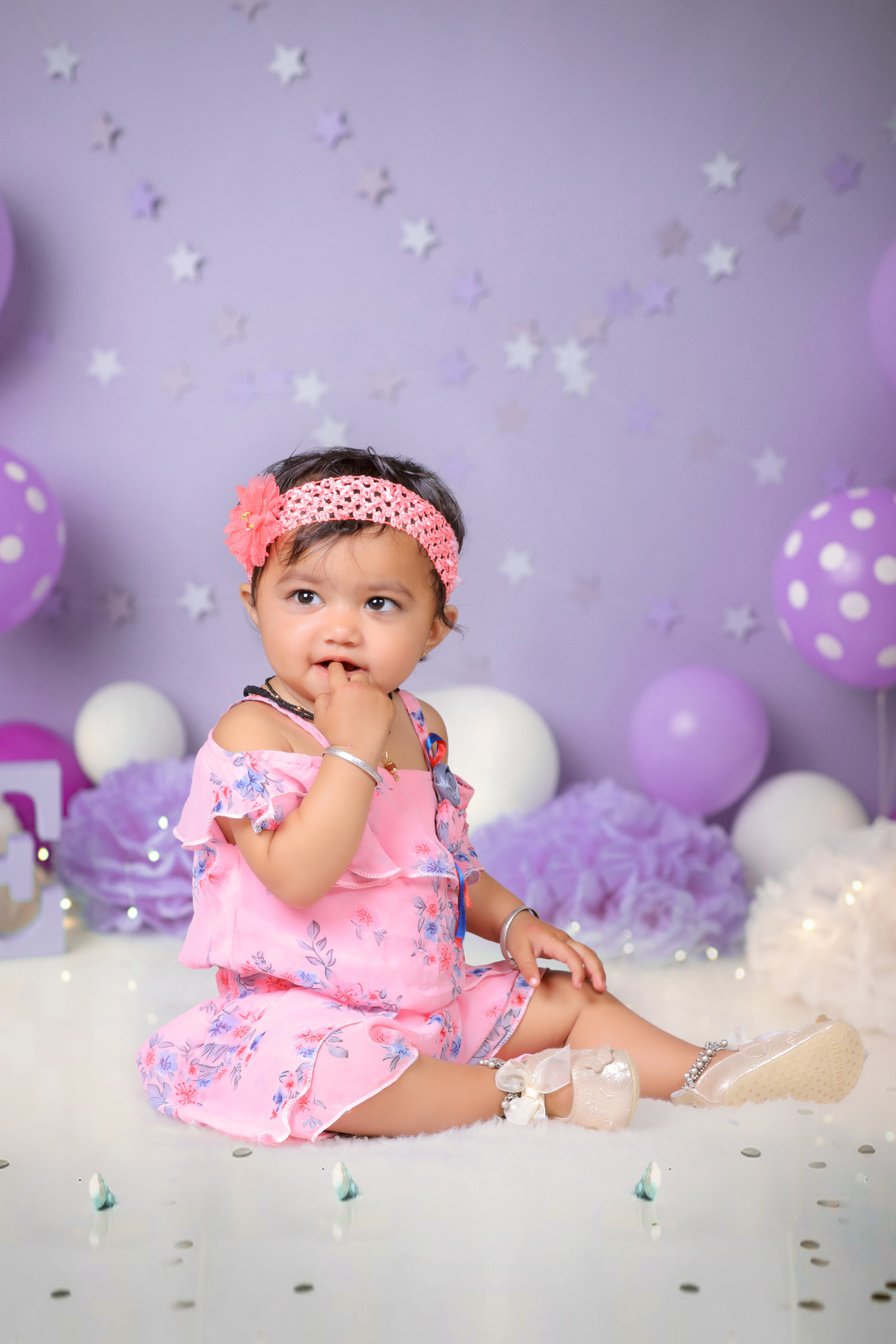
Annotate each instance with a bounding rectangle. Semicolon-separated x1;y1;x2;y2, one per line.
1;919;894;1344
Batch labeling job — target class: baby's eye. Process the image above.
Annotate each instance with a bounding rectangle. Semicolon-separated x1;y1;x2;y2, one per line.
290;589;321;606
366;596;398;612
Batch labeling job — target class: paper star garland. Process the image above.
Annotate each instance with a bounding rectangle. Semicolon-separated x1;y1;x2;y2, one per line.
722;604;760;641
552;338;589;378
751;446;786;485
825;153;862;193
44;41;81;80
499;550;534;584
561;365;594;397
315;110;351;150
504;329;541;371
357;167;393;204
657;219;691;257
292;371;328;406
642;281;675;316
166;243;204;282
368;371;404;400
440;350;474;385
452;271;489;308
400;218;438;259
215;307;247;343
765;199;802;237
103;588;134;625
702;151;742;191
575;314;608;344
178;583;216;621
87;349;124;386
647;600;683;634
700;240;739;280
316;415;349;448
268;45;306;85
161;366;194;399
129;181;162;219
90;113;121;151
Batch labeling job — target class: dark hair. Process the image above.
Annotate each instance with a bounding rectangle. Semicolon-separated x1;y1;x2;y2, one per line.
248;446;465;629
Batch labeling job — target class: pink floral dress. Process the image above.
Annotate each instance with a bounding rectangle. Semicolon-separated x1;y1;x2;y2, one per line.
136;691;535;1144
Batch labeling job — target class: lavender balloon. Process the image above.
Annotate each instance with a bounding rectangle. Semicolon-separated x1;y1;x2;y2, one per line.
773;488;896;690
0;445;66;635
629;664;769;817
0;197;13;313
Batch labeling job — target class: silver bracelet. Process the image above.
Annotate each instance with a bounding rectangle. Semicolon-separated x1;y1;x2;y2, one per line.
322;746;381;787
499;906;539;969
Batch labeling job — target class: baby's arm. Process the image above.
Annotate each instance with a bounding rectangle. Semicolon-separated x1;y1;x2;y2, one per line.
213;677;392;907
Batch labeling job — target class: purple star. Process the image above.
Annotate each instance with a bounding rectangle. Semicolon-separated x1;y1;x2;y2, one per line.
626;399;658;434
314;109;351;150
765;199;802;238
642;281;675;316
129;181;162;218
647;600;683;635
821;461;858;493
825;154;862;194
657;219;691;257
260;367;292;397
439;350;474;385
452;270;489;308
605;282;640;319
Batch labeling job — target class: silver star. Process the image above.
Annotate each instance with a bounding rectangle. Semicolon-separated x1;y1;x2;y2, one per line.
44;41;81;80
316;415;348;448
702;151;743;191
166;243;204;282
700;240;739;280
90;112;122;151
561;364;594;396
657;218;691;257
87;348;124;386
504;329;541;371
751;446;787;485
178;582;216;621
552;337;588;377
357;167;393;203
215;307;247;344
722;604;761;641
400;218;438;259
292;370;328;406
268;45;306;85
499;549;534;584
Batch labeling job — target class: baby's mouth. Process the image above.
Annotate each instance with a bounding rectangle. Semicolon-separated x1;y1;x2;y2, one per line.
320;659;363;673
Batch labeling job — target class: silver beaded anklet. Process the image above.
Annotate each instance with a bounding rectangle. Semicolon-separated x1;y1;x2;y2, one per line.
682;1039;729;1089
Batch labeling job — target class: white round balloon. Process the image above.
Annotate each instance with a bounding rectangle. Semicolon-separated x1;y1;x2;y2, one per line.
731;771;868;890
74;681;187;783
417;684;560;829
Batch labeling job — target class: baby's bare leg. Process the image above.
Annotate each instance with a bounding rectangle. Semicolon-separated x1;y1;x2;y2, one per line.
328;1055;507;1137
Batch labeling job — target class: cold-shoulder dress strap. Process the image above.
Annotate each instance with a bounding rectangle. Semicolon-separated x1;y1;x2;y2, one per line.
396;690;447;771
241;692;330;749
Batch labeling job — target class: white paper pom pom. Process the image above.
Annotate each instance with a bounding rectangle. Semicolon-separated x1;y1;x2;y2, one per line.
745;818;896;1035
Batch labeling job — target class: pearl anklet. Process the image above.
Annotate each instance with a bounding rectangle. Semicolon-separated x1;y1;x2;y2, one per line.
682;1039;729;1089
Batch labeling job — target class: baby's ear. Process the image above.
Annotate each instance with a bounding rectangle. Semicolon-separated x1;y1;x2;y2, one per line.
240;583;258;626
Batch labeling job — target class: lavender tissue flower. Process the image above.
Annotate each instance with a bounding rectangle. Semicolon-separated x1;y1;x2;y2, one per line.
473;779;749;962
56;758;195;935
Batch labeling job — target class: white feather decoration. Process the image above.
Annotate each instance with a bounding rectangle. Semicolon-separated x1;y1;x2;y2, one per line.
745;818;896;1035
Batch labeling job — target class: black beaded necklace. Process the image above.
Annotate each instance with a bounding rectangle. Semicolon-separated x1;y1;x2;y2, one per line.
242;677;315;721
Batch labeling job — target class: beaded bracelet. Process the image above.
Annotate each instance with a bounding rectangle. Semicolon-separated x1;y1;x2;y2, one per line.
499;906;539;970
322;746;381;787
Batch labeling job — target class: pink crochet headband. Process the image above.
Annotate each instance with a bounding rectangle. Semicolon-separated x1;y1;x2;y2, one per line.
225;473;460;596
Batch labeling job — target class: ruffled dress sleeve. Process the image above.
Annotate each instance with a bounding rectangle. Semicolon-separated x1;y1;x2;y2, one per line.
174;735;319;845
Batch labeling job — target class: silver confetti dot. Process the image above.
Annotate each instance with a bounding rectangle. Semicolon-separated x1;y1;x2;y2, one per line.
808;1161;827;1169
857;1144;876;1154
810;1258;830;1267
800;1240;820;1250
50;1290;71;1300
871;1292;892;1303
293;1283;314;1294
679;1283;700;1294
173;1300;195;1310
0;1159;9;1169
174;1240;193;1249
798;1300;824;1311
232;1147;253;1158
741;1147;761;1158
817;1199;842;1208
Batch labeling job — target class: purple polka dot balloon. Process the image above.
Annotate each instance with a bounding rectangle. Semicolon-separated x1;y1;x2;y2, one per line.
773;487;896;691
0;445;66;635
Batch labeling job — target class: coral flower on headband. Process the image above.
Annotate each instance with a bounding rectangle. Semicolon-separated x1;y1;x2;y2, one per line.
224;476;284;571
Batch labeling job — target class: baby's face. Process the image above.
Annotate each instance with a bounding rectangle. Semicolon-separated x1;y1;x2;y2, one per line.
243;526;456;708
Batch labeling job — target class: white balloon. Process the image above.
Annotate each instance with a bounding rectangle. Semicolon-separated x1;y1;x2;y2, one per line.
74;681;187;783
417;684;560;828
731;771;868;890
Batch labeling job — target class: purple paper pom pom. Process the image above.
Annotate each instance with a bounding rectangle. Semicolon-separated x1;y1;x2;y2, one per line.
56;758;195;935
473;779;749;963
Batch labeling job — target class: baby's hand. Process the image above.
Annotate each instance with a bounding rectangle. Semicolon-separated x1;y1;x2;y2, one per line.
506;914;607;993
314;662;395;763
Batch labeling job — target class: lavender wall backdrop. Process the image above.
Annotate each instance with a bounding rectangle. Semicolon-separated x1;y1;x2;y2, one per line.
1;0;895;816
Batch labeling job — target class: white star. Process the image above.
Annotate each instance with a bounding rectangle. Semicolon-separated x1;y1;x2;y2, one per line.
87;348;124;386
504;330;541;371
751;446;787;485
400;218;438;259
292;370;328;406
316;415;348;448
178;582;216;621
44;41;81;80
700;240;739;280
166;243;204;282
499;549;534;584
268;44;306;85
552;337;588;377
722;604;761;641
884;106;896;144
161;366;194;398
702;151;743;191
561;364;594;396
